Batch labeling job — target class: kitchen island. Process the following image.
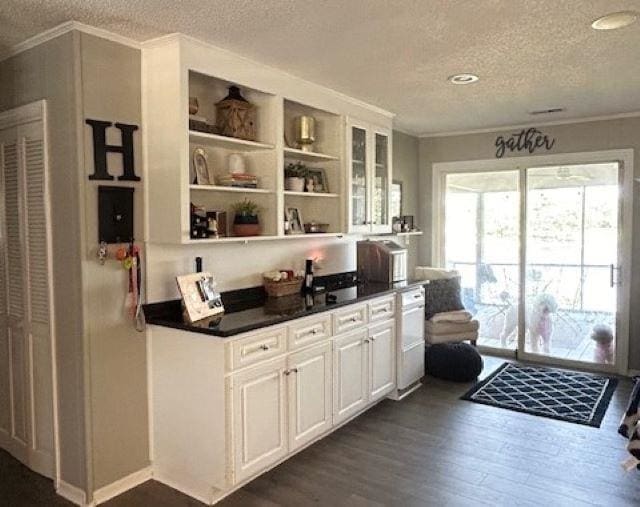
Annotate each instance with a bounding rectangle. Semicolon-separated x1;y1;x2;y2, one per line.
143;273;426;505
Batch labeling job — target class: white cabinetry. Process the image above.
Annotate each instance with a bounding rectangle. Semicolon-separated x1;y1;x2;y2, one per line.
287;341;332;452
150;295;400;504
347;118;392;234
231;357;288;483
142;36;393;245
333;329;368;425
368;320;396;402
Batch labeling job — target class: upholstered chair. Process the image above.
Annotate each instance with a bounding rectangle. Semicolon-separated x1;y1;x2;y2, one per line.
415;267;479;346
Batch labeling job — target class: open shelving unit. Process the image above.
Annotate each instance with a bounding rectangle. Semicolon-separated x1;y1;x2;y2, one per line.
143;36;392;246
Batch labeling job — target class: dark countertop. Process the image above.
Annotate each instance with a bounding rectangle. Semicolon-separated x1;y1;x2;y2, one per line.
143;274;427;338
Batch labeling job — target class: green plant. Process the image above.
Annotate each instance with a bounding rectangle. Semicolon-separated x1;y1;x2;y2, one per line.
285;162;308;179
232;199;260;223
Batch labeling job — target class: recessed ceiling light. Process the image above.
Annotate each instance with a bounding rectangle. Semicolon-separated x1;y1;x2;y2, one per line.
591;11;638;30
448;73;479;85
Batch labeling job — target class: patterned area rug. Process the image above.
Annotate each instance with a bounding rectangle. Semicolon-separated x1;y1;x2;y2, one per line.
462;362;618;427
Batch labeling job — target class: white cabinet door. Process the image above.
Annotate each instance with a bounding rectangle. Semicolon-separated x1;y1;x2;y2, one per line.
346;119;393;234
232;357;288;483
368;321;396;402
287;341;332;452
370;128;392;234
333;329;368;425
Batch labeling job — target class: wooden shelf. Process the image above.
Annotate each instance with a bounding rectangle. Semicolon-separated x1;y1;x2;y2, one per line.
281;233;345;240
189;131;274;151
284;191;339;198
283;147;339;162
185;233;346;244
396;231;423;237
190;184;273;194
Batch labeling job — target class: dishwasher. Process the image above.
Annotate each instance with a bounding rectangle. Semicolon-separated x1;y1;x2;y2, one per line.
390;285;426;400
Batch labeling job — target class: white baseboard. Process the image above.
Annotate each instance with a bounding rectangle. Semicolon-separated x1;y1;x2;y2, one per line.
629;369;640;377
56;480;87;506
92;466;153;505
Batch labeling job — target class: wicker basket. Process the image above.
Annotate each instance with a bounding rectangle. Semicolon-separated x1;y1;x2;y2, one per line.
263;277;303;298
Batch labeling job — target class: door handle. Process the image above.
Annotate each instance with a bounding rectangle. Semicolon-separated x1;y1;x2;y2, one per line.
610;264;615;288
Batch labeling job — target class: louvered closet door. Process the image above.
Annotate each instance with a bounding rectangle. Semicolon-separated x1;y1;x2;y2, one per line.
21;121;54;476
0;128;17;454
0;115;54;479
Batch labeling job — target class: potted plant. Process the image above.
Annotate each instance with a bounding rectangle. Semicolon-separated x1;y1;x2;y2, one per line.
284;162;308;192
231;198;261;237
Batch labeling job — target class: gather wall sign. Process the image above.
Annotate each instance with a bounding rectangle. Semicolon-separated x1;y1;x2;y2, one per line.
495;128;556;158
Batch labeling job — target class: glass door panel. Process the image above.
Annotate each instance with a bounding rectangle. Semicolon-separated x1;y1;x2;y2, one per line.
372;133;389;228
444;171;520;351
351;126;368;229
524;163;619;364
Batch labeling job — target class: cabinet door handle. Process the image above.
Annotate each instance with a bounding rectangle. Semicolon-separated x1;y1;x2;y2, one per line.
370;336;376;341
260;344;270;351
363;339;370;343
285;368;299;376
373;307;388;314
350;316;358;322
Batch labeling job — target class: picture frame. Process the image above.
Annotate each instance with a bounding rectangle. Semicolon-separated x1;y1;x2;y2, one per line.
192;147;212;185
307;168;329;193
286;207;304;234
176;271;224;323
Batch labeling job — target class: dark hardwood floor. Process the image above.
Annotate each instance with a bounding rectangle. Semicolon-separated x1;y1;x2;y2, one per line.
2;357;637;506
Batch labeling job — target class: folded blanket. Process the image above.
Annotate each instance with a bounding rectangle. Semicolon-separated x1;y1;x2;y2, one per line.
431;310;473;323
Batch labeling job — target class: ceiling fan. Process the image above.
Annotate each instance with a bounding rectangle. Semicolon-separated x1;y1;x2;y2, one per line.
555;167;591;182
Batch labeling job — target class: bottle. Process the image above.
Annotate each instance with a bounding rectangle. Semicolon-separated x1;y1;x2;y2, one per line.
302;258;314;293
195;256;203;273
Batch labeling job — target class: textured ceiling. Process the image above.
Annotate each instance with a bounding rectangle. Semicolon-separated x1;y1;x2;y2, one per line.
1;0;640;135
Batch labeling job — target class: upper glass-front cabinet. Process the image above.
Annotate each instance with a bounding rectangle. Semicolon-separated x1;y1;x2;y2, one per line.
347;120;392;233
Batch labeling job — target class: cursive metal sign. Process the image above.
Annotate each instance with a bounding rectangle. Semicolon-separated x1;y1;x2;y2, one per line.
495;128;556;158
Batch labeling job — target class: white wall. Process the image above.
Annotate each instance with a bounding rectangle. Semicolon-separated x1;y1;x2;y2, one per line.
146;238;355;301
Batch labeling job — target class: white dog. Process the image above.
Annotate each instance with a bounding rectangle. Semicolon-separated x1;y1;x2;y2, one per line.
499;293;558;353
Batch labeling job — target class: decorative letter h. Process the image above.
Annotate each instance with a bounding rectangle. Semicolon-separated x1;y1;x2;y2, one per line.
86;119;140;181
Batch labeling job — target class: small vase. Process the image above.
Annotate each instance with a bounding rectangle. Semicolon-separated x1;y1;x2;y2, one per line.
228;153;246;174
233;223;261;237
285;177;305;192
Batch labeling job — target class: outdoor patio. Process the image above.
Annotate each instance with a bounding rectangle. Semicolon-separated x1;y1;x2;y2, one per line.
473;303;616;364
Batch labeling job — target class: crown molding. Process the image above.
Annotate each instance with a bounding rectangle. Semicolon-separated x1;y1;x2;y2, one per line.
0;20;141;63
142;32;395;120
420;111;640;138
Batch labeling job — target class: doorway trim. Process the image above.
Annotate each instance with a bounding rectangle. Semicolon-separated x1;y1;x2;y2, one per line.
432;149;634;375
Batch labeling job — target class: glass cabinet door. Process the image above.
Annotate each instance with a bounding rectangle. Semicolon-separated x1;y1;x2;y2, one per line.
351;126;368;229
372;132;390;230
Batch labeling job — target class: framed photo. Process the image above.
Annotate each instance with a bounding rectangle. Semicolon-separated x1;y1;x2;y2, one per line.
286;207;304;234
192;147;212;185
307;168;329;193
176;272;224;323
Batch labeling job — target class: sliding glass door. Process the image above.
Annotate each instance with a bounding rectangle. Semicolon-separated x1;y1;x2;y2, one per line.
444;171;520;352
523;163;619;365
440;160;624;371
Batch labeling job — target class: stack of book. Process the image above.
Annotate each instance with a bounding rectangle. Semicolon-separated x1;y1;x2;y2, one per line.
217;173;258;188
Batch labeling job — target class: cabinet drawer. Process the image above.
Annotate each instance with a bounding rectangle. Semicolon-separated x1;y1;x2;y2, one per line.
230;327;286;370
368;296;395;323
288;313;332;350
333;304;367;334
